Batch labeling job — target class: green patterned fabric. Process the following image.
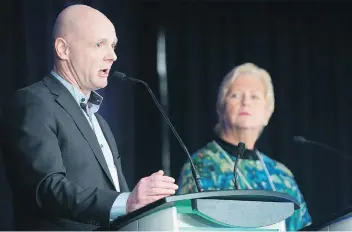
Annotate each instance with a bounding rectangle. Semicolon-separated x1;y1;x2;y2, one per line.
177;140;312;231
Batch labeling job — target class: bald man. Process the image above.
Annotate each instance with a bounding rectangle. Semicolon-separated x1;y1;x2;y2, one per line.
0;4;178;231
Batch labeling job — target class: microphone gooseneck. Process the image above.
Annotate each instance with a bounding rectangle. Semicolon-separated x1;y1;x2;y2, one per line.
113;71;204;192
233;142;245;189
294;135;352;161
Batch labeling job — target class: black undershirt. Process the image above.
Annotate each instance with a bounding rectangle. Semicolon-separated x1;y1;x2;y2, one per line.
214;135;259;160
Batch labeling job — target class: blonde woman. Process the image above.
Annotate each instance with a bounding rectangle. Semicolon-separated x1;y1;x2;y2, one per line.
177;63;312;231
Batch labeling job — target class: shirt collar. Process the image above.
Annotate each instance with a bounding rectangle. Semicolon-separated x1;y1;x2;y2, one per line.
51;71;103;113
213;134;259;160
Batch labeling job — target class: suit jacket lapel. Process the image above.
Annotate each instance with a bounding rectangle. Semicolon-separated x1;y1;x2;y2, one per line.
42;75;116;189
96;114;129;192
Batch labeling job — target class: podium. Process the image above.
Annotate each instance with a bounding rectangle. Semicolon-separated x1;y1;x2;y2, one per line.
111;190;300;231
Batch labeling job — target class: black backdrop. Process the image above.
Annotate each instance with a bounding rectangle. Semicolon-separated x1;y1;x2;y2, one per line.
1;0;352;229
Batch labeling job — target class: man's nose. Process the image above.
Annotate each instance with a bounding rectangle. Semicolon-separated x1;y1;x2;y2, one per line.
105;49;117;62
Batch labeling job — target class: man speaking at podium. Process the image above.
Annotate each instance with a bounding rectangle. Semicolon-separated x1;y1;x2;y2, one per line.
0;4;178;231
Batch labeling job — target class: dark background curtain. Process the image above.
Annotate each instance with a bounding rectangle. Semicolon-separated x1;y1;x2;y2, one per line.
1;0;352;230
162;1;352;227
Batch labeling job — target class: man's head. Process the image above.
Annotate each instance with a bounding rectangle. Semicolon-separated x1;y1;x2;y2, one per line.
53;4;117;95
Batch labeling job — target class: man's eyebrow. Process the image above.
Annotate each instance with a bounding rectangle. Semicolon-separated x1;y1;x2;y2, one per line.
99;38;118;44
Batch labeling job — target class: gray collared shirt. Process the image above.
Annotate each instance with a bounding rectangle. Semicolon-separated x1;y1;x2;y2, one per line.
51;71;129;220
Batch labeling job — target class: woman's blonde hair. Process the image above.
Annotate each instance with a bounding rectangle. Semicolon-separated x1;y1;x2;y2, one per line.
215;62;275;133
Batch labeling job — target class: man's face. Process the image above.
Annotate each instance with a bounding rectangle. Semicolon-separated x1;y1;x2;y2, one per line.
67;18;118;92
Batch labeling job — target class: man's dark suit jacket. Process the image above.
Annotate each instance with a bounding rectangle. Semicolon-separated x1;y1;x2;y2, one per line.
0;75;129;230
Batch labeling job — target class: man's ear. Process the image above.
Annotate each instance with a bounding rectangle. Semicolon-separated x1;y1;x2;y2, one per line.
54;37;69;60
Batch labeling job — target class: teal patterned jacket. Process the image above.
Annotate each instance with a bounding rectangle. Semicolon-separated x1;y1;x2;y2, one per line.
176;140;312;231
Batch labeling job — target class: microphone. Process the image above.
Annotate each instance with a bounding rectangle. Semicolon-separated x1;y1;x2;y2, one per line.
233;142;246;190
113;71;204;192
294;136;352;161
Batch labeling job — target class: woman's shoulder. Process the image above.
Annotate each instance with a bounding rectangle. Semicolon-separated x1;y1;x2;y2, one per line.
191;141;232;163
180;141;233;173
260;152;294;177
192;141;218;156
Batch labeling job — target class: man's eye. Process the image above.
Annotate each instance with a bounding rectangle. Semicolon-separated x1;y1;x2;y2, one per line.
96;42;104;47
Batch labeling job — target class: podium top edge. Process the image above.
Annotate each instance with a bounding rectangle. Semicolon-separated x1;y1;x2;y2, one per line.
166;189;300;209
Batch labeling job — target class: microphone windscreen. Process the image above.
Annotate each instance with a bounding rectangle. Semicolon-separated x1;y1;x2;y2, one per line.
112;71;127;80
293;136;307;143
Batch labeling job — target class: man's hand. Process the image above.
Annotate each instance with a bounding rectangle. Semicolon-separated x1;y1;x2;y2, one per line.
126;170;178;213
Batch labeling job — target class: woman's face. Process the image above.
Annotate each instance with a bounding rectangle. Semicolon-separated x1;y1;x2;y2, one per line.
221;75;271;131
